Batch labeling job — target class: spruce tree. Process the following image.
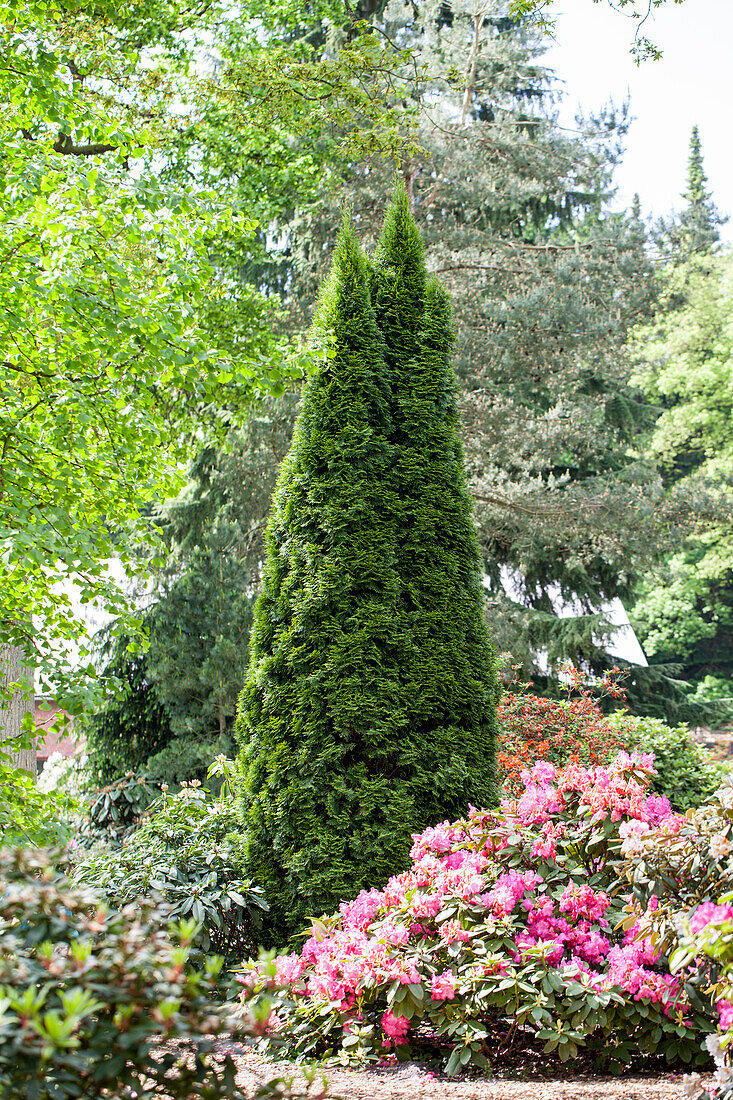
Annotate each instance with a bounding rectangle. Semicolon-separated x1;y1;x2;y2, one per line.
679;125;726;256
236;211;498;942
657;125;726;260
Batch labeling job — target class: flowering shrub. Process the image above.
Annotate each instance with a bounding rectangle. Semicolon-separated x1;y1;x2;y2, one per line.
238;753;711;1075
675;896;733;1099
0;848;305;1100
497;677;726;812
608;711;730;812
615;780;733;1097
497;691;625;796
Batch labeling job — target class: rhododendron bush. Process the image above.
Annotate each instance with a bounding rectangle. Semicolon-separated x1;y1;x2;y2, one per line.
238;753;712;1075
615;782;733;1098
497;690;625;797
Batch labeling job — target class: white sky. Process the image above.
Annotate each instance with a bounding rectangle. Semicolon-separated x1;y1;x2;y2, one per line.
541;0;733;242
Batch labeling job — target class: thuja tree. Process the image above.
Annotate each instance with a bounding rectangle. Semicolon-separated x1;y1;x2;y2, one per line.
236;202;499;942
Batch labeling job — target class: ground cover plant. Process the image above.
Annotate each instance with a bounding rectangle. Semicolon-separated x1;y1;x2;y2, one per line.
237;752;711;1076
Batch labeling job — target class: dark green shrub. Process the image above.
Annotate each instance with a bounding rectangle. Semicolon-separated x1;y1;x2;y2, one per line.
236;199;498;944
79;771;160;847
77;765;267;963
0;848;272;1100
609;711;730;811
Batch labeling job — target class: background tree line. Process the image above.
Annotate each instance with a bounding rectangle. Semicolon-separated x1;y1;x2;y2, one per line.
2;0;727;782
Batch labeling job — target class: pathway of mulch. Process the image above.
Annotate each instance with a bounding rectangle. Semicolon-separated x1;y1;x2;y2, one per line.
233;1052;707;1100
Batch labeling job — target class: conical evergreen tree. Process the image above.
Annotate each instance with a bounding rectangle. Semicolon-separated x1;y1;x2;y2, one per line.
657;125;726;260
679;125;726;255
374;189;499;827
236;207;499;943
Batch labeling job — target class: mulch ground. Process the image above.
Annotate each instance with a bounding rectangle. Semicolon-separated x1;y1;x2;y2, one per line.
232;1051;709;1100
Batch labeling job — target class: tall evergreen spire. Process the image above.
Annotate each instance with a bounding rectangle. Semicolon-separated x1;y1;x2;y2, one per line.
374;190;500;829
678;124;725;256
236;199;499;944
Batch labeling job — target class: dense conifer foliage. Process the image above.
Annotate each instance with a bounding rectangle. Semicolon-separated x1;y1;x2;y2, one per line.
236;203;499;942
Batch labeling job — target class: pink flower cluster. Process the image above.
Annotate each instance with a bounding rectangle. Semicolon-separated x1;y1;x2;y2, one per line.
689;902;733;935
511;755;672;827
241;752;688;1050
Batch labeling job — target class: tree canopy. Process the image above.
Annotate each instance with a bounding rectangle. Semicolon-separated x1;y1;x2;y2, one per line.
0;0;408;707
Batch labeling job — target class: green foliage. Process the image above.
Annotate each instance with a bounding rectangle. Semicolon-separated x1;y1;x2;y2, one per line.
631;253;733;709
85;639;174;784
76;763;267;963
237;201;498;944
265;0;679;690
0;0;411;707
0;730;75;847
609;712;730;813
0;847;294;1100
79;772;161;847
656;127;727;260
86;415;301;786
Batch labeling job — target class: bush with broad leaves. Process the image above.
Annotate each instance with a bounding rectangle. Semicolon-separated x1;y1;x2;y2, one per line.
76;762;267;964
237;753;713;1076
0;847;320;1100
608;711;730;812
615;780;733;1098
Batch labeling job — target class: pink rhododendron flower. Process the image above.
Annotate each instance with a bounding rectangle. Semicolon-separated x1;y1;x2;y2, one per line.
237;751;690;1065
275;953;303;984
718;1000;733;1030
690;902;733;934
438;919;470;944
381;1010;410;1044
431;970;456;1000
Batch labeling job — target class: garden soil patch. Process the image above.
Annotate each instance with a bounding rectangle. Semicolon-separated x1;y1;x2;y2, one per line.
232;1052;706;1100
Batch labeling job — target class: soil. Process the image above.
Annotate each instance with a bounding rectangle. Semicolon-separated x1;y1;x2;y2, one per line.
231;1050;709;1100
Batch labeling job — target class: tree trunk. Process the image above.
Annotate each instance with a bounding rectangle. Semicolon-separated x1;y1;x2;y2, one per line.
0;643;36;775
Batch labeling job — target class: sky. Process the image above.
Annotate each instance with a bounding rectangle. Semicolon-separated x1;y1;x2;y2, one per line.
541;0;733;242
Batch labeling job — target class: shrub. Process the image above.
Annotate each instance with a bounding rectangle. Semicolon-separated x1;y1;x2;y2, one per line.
608;711;730;811
0;847;284;1100
237;753;711;1075
237;196;498;944
77;764;267;963
497;691;625;796
78;770;161;847
676;892;733;1099
615;778;733;1097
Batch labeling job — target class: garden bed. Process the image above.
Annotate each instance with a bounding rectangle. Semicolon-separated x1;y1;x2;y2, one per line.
232;1050;706;1099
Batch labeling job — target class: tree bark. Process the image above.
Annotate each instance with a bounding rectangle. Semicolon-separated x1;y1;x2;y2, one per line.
0;643;36;775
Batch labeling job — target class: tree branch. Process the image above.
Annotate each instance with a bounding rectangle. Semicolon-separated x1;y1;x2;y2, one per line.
53;134;118;157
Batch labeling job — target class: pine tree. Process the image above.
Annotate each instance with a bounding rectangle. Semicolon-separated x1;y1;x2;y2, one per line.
236;211;498;942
